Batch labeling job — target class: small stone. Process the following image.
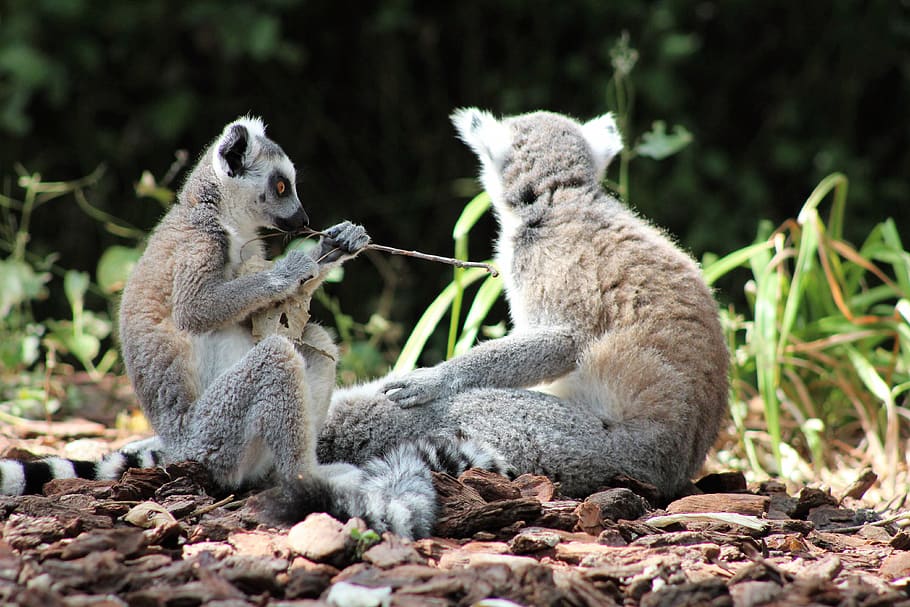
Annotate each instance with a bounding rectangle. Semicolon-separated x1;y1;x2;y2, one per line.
729;580;783;607
584;488;650;522
325;581;392;607
595;526;627;547
508;529;561;555
857;525;891;542
362;535;425;568
228;530;290;559
796;554;842;581
287;512;357;568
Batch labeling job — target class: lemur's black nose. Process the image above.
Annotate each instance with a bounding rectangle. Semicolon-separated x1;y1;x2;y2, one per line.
275;206;309;232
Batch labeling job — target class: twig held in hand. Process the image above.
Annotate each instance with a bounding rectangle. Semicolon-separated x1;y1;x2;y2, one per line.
301;227;499;277
365;243;499;277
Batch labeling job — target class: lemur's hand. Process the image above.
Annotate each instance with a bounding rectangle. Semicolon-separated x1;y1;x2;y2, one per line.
382;367;449;408
272;250;319;290
318;221;370;264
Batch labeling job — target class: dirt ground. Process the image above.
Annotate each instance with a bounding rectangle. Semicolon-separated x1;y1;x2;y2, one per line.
1;380;910;606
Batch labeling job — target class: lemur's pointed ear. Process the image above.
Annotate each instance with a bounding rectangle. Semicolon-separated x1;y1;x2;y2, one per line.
213;116;266;180
581;113;623;175
451;107;512;168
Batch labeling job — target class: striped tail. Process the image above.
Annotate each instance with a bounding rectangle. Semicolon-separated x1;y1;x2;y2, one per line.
261;434;513;539
0;438;164;496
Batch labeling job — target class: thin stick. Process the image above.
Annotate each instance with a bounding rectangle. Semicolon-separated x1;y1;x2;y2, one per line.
184;494;238;519
365;243;499;277
300;227;499;277
826;509;910;534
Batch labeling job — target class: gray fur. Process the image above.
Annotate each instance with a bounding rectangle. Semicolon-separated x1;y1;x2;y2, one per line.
321;109;729;501
118;116;363;490
262;435;509;539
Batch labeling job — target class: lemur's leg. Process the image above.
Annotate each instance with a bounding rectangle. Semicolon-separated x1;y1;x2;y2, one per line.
294;324;339;432
173;334;319;488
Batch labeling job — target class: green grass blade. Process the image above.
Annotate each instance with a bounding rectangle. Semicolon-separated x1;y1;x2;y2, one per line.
453;273;504;356
750;234;783;472
702;240;775;286
446;261;466;359
393;267;489;373
446;192;493;358
879;219;910;296
898;299;910;325
452;192;491;240
846;345;898;475
799;172;847;241
778;208;819;354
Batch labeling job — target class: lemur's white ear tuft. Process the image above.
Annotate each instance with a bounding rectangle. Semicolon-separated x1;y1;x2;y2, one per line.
213;116;265;180
451;107;512;167
581;112;623;175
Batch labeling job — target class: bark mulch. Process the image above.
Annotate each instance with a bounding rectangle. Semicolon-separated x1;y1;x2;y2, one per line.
1;442;909;607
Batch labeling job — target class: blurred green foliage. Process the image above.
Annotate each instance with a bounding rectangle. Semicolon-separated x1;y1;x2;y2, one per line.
1;0;908;366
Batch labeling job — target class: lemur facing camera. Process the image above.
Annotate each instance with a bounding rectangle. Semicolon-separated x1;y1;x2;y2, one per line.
0;117;508;539
320;109;730;503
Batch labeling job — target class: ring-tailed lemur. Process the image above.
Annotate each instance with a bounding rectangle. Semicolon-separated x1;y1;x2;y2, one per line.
0;116;508;539
320;109;729;503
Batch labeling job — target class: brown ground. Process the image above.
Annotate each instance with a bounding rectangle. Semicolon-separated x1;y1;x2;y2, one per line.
1;379;909;606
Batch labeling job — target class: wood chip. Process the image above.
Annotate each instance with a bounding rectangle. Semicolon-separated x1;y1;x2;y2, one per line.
666;493;770;516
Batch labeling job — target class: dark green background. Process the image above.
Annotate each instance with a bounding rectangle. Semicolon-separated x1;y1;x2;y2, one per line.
3;1;908;348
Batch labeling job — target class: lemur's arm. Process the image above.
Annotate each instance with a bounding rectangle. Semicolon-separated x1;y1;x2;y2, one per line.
172;221;368;334
172;245;316;334
382;326;580;408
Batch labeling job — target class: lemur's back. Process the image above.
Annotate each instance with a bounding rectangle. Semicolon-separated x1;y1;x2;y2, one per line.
119;205;199;434
513;187;728;474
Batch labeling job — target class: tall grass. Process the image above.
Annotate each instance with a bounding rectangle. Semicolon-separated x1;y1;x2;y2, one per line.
393;192;501;373
705;173;910;491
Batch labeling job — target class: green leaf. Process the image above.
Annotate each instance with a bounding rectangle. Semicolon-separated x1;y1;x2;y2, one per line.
63;270;89;310
97;245;142;294
0;258;50;316
67;333;101;365
635;121;693;160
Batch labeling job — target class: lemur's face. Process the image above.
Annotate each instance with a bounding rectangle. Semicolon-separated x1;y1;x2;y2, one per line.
213;117;309;233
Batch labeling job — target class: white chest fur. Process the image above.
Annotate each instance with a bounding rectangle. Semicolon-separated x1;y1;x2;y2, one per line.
191;327;255;392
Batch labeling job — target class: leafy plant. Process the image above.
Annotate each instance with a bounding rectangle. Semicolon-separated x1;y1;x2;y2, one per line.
704;173;910;490
0;166;147;418
349;526;381;559
606;32;693;200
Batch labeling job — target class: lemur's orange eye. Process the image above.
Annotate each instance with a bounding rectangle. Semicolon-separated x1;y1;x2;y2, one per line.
276;180;286;195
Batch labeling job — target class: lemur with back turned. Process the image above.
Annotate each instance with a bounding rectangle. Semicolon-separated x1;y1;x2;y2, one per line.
0;117;509;538
321;109;729;502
